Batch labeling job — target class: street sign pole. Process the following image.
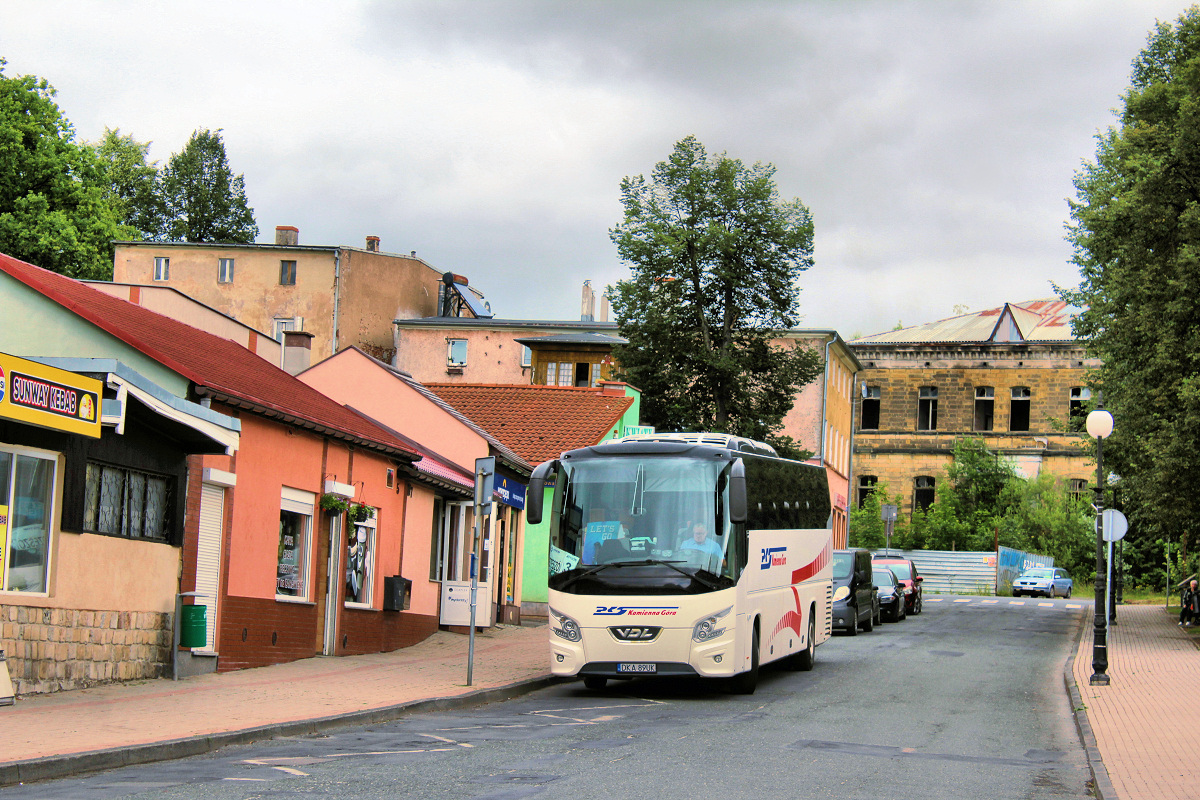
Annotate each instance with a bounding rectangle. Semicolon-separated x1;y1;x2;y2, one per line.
467;457;496;686
881;504;898;555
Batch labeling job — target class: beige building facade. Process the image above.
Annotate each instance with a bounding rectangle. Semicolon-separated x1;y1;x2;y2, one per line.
113;227;479;365
848;300;1099;520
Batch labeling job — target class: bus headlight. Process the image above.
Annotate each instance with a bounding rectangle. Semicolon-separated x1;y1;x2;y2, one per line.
549;607;582;643
832;586;849;603
692;606;732;643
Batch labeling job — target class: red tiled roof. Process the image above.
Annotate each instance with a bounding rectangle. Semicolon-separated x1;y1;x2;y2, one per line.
425;384;633;465
0;252;419;461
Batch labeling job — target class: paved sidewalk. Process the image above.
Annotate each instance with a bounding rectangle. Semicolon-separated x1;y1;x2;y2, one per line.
1071;603;1200;800
0;622;552;786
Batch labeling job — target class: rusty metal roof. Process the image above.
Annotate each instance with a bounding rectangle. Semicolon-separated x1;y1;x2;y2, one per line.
850;299;1078;345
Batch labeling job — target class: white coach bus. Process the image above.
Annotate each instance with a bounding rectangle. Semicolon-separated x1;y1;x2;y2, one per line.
527;433;833;694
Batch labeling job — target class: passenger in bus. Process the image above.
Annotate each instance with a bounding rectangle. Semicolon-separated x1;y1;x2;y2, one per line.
678;522;723;558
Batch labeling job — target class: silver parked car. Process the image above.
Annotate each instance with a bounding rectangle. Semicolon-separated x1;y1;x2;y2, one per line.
1013;567;1073;598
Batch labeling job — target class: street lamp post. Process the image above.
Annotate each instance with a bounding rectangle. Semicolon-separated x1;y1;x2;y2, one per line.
1086;408;1114;686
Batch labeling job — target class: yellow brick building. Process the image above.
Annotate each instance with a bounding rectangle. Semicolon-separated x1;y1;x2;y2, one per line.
848;300;1100;518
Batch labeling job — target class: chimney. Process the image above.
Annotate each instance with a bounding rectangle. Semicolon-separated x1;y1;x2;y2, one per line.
581;280;596;322
366;236;380;252
599;292;609;322
597;380;627;396
281;330;314;375
275;226;299;246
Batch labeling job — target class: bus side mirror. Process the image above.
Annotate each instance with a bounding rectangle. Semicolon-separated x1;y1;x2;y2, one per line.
729;458;747;523
526;459;557;525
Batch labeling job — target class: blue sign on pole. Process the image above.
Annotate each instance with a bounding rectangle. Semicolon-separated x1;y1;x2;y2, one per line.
493;475;526;510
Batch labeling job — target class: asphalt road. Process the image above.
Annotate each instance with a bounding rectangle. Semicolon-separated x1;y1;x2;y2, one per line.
4;595;1092;800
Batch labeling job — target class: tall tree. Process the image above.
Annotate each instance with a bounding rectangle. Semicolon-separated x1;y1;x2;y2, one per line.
0;60;127;278
608;136;821;444
90;127;165;241
158;128;257;243
1058;7;1200;577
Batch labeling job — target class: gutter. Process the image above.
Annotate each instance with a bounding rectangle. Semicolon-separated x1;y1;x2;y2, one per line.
332;249;342;355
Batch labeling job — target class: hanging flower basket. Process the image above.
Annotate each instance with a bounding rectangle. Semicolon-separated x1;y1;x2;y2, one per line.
348;502;375;523
320;493;351;516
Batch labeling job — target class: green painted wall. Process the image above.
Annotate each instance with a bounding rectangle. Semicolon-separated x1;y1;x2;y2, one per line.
521;385;644;610
0;276;189;394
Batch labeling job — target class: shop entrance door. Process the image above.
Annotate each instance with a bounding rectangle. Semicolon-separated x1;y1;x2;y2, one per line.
438;501;494;627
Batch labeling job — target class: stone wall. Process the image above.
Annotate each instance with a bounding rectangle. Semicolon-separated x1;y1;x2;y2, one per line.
0;605;171;695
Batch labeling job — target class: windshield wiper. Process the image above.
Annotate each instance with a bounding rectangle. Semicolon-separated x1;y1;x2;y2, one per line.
557;563;619;591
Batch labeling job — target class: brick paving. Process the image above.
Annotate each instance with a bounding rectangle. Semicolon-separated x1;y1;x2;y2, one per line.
0;622;551;784
1072;603;1200;800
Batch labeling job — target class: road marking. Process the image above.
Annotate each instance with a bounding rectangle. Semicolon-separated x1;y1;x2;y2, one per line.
225;777;269;782
1066;603;1083;609
1008;601;1025;605
981;599;999;604
953;599;971;603
273;767;309;776
926;598;943;602
1037;602;1053;607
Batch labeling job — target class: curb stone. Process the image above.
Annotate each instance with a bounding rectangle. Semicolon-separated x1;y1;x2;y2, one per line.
1064;610;1118;800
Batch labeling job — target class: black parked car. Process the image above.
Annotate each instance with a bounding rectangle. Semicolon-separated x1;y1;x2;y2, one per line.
832;549;879;635
872;565;907;622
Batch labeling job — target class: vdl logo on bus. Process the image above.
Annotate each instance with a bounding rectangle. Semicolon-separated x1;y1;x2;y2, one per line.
595;606;679;617
760;547;787;569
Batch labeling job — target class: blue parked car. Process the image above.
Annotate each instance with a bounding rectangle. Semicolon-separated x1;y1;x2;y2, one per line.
1013;567;1073;598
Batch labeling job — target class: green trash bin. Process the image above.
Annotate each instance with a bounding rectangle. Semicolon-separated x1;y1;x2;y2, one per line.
180;604;207;648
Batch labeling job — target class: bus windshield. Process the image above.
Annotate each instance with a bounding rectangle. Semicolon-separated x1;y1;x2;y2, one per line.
548;456;735;590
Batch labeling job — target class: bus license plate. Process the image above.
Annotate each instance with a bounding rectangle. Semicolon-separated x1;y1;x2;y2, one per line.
617;663;656;673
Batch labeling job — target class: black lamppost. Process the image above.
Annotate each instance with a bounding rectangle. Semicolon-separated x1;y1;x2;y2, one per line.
1086;408;1114;686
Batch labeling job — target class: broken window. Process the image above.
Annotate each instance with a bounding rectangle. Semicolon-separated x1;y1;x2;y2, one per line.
1069;387;1091;432
857;475;877;508
973;387;994;431
1068;479;1089;505
1010;387;1031;432
913;476;935;512
917;387;938;431
861;386;881;430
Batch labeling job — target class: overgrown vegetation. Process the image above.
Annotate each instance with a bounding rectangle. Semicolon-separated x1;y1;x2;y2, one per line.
849;439;1095;578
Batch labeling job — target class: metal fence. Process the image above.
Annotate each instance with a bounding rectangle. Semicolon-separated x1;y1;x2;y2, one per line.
871;547;1054;596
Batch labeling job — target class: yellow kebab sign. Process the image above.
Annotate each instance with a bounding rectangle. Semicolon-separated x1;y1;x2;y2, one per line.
0;352;101;438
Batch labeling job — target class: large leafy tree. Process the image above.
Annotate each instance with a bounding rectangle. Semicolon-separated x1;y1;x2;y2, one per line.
608;136;821;445
158;128;257;243
91;127;165;240
0;60;128;278
1058;7;1200;578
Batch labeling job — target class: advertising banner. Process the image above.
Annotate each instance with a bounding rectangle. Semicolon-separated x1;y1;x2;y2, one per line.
0;352;101;438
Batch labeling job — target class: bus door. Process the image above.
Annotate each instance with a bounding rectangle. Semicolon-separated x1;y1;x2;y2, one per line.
438;500;495;627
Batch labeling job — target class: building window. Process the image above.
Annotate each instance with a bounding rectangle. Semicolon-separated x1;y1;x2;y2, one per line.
277;488;315;599
557;362;575;387
590;362;602;387
913;476;935;512
1068;478;1089;504
1069;387;1091;432
1010;387;1031;432
447;339;468;367
218;258;235;283
917;387;938;431
83;462;172;542
153;257;169;281
273;317;302;342
861;386;881;430
0;447;57;593
280;260;297;286
345;514;376;606
520;345;532;368
973;387;995;431
857;475;877;508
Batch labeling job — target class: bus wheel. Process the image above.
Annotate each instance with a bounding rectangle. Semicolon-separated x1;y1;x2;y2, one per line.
583;676;607;690
730;627;759;694
796;614;816;672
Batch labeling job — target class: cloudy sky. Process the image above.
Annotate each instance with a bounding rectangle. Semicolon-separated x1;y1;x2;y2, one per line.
0;1;1189;338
